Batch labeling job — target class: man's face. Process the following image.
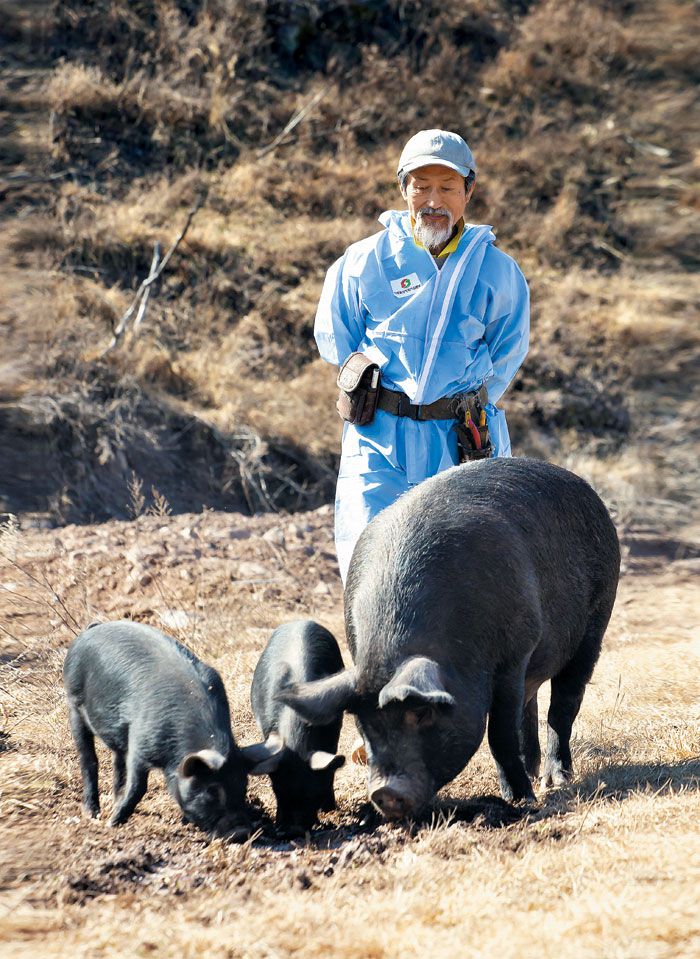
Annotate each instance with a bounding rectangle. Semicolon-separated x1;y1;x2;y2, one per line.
402;164;474;253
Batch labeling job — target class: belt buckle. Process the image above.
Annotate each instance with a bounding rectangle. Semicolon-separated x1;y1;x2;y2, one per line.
397;393;417;419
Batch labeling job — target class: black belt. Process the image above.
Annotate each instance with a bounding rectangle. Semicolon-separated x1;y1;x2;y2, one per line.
377;385;488;421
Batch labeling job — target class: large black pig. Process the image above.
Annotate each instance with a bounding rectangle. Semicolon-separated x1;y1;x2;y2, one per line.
279;458;620;819
246;620;345;833
64;620;252;838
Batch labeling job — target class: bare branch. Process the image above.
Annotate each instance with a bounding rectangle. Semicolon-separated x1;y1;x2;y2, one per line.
256;87;327;160
0;556;82;633
132;241;161;335
147;197;203;285
100;197;204;357
0;170;73;189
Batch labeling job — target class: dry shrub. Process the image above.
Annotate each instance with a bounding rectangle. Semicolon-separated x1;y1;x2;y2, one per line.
47;62;123;115
7;215;66;267
0;268;122;377
47;62;214;174
50;0;271;88
213;153;391;220
0;363;30;403
133;347;202;400
211;356;341;459
624;0;700;81
3;0;698;523
483;0;630;107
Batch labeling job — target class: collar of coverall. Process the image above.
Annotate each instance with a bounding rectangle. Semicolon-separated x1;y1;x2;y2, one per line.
410;217;465;257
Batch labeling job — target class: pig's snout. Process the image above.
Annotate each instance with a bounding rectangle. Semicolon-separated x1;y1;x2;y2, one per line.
371;785;413;820
213;815;252;843
369;771;430;820
225;824;252;844
276;811;318;837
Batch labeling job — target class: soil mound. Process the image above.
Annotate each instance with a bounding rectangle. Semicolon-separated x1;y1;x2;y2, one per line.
1;368;334;524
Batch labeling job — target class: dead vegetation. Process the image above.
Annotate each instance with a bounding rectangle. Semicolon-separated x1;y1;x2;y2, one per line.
0;3;699;952
1;0;698;523
0;497;698;958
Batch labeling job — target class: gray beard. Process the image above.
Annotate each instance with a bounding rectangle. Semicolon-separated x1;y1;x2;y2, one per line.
414;210;455;253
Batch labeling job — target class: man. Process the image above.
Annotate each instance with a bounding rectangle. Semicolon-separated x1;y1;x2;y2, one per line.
315;129;530;583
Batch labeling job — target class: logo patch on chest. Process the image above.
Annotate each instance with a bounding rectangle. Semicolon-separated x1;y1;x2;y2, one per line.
390;273;422;297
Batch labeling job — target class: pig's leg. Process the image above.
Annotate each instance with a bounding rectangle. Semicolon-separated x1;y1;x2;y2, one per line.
542;614;605;788
68;704;100;817
108;754;148;826
520;696;541;779
541;680;584;788
488;664;537;803
112;750;126;800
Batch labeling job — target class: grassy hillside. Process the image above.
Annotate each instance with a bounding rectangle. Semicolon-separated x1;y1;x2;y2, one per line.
1;6;699;955
1;0;698;523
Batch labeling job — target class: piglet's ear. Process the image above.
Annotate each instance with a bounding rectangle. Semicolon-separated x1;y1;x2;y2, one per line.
378;657;455;710
276;668;358;726
307;751;346;772
240;733;287;775
180;749;226;778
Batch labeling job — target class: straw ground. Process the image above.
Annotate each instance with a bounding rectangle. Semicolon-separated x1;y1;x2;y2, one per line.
0;474;698;958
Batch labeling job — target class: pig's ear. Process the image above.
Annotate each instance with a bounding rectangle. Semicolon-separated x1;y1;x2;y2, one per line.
378;657;455;709
180;749;227;778
307;751;346;772
240;733;287;775
276;668;358;725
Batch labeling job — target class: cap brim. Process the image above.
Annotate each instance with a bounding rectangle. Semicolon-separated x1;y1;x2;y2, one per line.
398;155;475;178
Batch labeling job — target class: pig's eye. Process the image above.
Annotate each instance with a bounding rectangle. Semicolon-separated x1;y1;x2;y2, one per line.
405;706;435;728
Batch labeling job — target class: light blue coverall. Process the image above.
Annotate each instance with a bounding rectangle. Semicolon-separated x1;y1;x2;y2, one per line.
314;209;530;582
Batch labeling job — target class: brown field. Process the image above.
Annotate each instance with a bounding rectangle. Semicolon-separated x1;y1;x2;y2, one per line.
1;483;699;958
1;0;699;956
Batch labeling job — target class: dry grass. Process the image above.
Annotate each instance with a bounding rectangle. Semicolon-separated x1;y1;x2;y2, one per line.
0;507;699;958
1;3;699;950
3;0;697;457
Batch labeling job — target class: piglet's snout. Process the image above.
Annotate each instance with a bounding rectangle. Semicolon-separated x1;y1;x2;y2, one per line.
213;814;252;843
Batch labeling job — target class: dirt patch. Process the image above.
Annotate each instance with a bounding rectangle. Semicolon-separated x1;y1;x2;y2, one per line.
0;370;336;523
1;2;699;955
62;849;165;903
1;490;699;956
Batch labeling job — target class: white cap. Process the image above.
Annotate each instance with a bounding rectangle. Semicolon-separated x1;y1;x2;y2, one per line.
397;129;476;179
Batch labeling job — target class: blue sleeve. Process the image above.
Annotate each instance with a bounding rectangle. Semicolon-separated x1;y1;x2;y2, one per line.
314;252;365;366
482;258;530;405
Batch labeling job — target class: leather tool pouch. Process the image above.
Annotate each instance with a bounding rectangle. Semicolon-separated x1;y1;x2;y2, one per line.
336;352;381;426
453;386;493;463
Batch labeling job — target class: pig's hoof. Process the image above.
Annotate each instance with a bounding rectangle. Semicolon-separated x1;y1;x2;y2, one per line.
82;804;100;820
499;783;536;805
540;764;572;790
107;812;127;828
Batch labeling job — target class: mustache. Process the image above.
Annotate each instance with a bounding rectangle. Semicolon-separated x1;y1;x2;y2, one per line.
416;207;452;219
